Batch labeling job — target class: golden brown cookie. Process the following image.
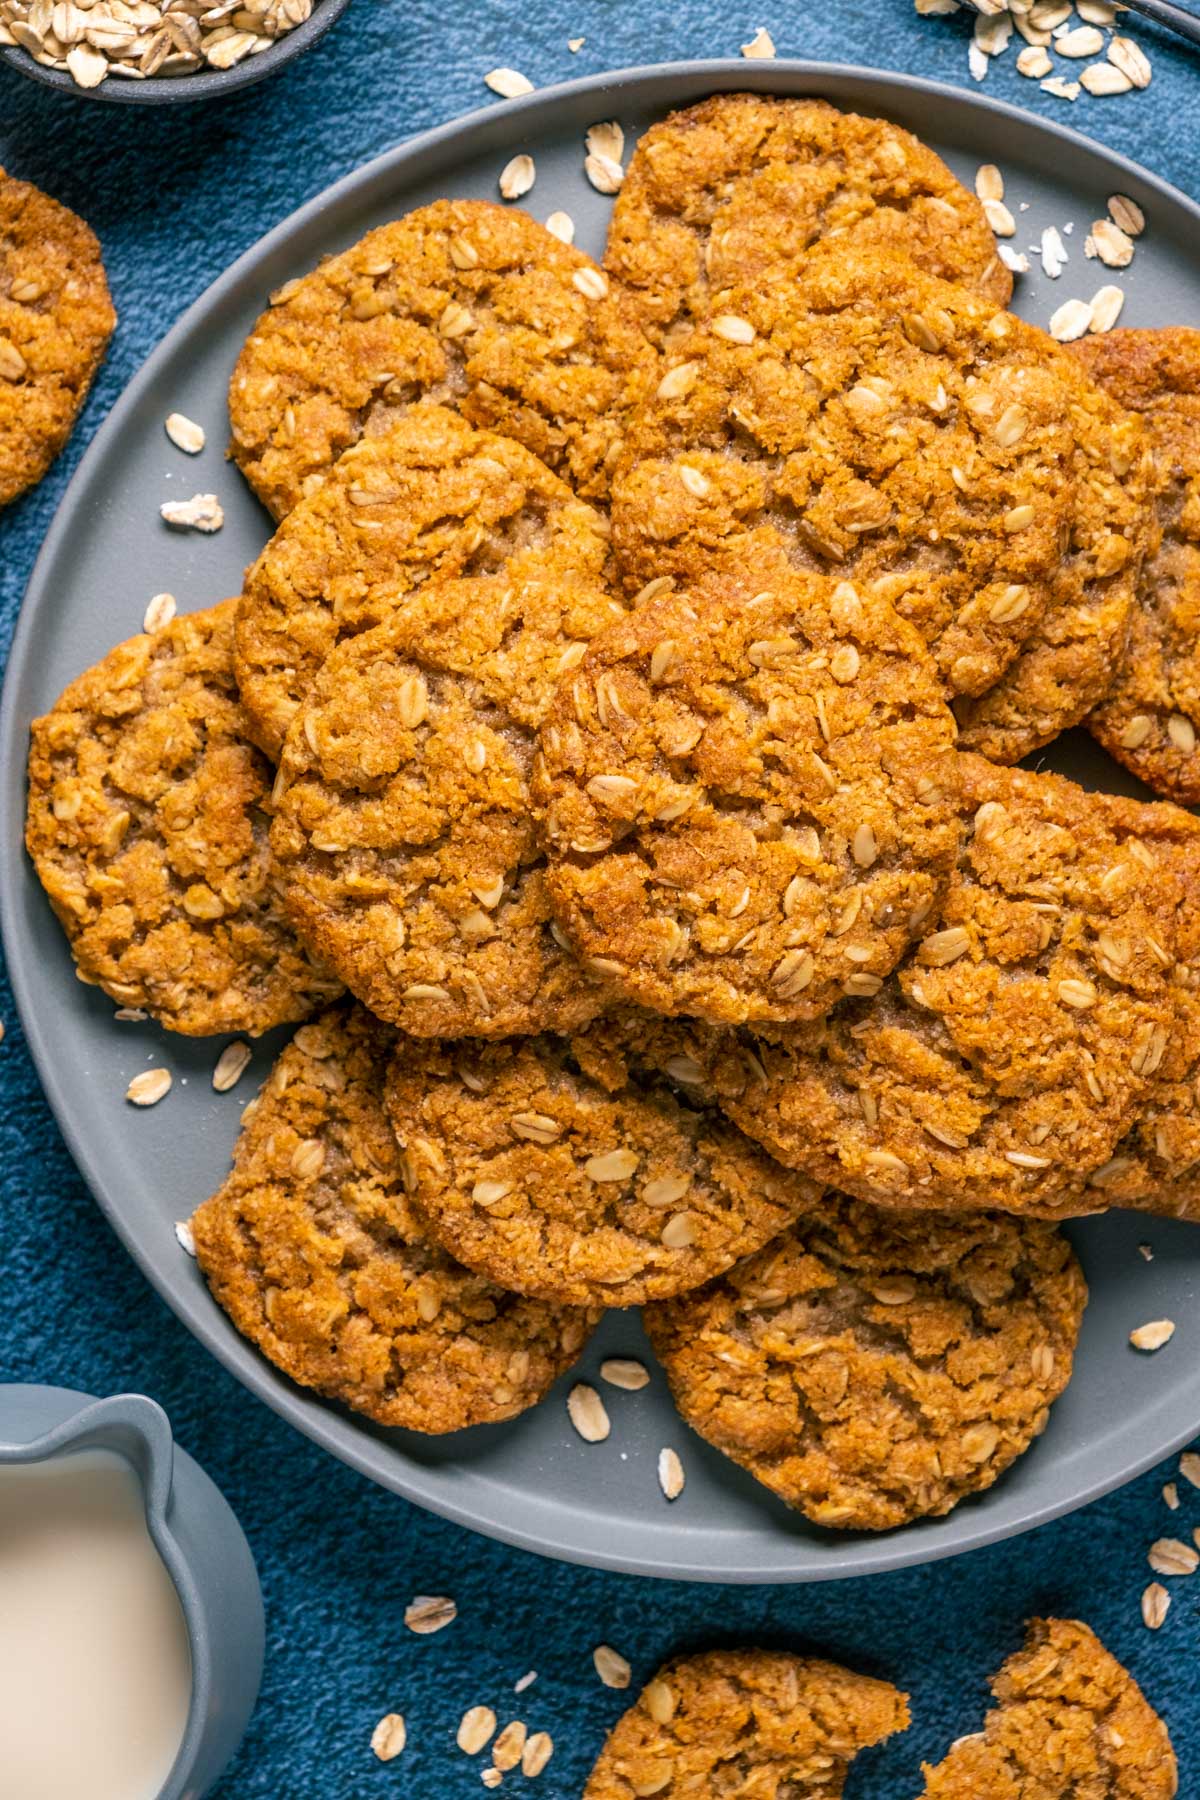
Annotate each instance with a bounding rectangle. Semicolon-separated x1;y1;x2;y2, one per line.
604;92;1010;345
1069;329;1200;801
235;404;611;759
26;601;342;1037
612;255;1083;701
583;1648;909;1799
918;1618;1177;1799
645;1198;1085;1530
228;199;654;519
533;565;962;1026
639;757;1186;1217
269;560;623;1038
953;354;1153;763
192;1004;597;1431
1;169;115;508
383;1025;823;1308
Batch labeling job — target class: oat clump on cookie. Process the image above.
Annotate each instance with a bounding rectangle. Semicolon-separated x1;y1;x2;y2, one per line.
26;600;343;1037
604;92;1009;345
918;1618;1177;1799
268;559;624;1039
191;1004;597;1431
534;564;961;1026
383;1023;824;1308
228;199;654;518
645;1197;1086;1530
582;1647;909;1799
612;255;1087;702
235;404;612;759
0;168;115;508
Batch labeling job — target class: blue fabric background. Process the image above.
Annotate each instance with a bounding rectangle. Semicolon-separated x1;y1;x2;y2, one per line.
2;5;1199;1794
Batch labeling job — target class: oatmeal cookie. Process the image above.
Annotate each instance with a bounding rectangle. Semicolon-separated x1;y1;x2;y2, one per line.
612;255;1083;700
582;1648;909;1799
645;1198;1085;1530
235;404;610;758
604;92;1009;346
533;566;961;1026
0;169;115;508
383;1026;824;1308
954;355;1153;763
919;1618;1177;1799
640;757;1185;1216
269;563;623;1038
1069;329;1200;801
26;600;342;1037
192;1004;596;1431
228;199;654;519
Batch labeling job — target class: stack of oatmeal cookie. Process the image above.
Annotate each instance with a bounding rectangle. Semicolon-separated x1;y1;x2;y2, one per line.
26;94;1200;1537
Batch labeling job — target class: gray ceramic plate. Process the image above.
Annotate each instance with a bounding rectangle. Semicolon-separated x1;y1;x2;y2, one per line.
4;60;1200;1584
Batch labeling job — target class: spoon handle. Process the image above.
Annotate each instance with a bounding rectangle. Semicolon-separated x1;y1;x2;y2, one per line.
1114;0;1200;50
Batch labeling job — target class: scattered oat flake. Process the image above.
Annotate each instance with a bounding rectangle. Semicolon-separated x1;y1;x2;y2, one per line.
1016;44;1052;77
545;210;575;244
1057;24;1105;57
174;1219;196;1257
1164;1482;1180;1511
371;1713;406;1761
499;155;536;201
1148;1536;1199;1576
1180;1451;1200;1489
585;152;623;196
594;1644;632;1689
1041;75;1081;100
567;36;584;50
1090;217;1135;268
404;1594;457;1634
741;25;775;57
1131;1319;1176;1352
1109;34;1151;89
600;1357;650;1391
975;164;1004;202
164;412;205;454
492;1721;527;1772
1142;1582;1170;1629
1077;0;1117;20
127;1068;171;1107
974;10;1011;54
458;1705;497;1755
114;1007;148;1022
1049;298;1092;343
482;1770;502;1790
1109;194;1146;237
1040;226;1068;278
522;1731;553;1777
1089;285;1125;334
567;1382;610;1442
982;197;1016;238
484;66;533;97
658;1446;685;1500
514;1670;538;1694
143;591;176;634
212;1040;252;1093
586;120;624;163
968;40;989;80
1081;63;1133;96
998;244;1031;275
1139;1242;1154;1262
161;493;223;532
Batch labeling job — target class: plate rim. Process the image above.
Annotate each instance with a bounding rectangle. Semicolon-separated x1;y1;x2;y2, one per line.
6;56;1200;1584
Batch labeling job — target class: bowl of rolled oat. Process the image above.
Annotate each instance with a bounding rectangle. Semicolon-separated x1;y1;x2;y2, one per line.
0;0;349;102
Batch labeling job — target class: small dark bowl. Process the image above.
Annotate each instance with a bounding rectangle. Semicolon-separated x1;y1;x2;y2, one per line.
0;0;349;103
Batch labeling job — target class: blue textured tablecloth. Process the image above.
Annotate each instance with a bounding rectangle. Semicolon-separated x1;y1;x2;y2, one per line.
3;5;1200;1794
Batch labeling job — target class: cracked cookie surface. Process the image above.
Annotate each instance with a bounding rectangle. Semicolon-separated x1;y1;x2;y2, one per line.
1070;328;1200;802
26;600;342;1037
604;92;1009;346
612;255;1081;701
533;565;961;1026
235;404;611;759
645;1199;1084;1531
268;557;624;1039
919;1618;1177;1799
0;168;115;508
639;757;1185;1216
228;199;654;518
191;1003;597;1431
383;1026;823;1308
583;1648;909;1799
